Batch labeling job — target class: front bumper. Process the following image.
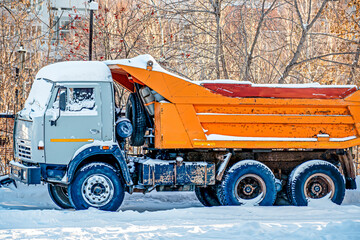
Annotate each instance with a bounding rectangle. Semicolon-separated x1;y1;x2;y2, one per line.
9;160;41;184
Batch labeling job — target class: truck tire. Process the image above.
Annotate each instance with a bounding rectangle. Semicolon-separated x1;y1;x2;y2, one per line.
195;186;220;207
48;184;73;209
217;160;277;206
68;162;125;211
287;160;345;206
126;93;146;146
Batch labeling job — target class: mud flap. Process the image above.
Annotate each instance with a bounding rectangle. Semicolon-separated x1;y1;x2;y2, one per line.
346;177;357;190
112;148;133;186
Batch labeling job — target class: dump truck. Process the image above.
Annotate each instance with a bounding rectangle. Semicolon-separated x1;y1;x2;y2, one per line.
8;55;359;211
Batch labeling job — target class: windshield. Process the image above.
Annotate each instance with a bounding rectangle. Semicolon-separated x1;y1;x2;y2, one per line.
20;78;53;119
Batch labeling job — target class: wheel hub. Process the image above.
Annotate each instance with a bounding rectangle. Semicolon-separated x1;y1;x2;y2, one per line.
92;184;105;195
82;174;114;207
304;173;335;199
243;184;255;195
311;183;322;196
234;174;266;204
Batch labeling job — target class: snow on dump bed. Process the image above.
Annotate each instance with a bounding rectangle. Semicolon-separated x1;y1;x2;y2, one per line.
197;79;357;89
204;134;357;142
199;80;357;99
0;179;360;239
104;54;192;82
105;55;357;91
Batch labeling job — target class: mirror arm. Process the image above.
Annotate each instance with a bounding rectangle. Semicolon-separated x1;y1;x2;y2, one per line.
50;107;61;126
51;87;66;126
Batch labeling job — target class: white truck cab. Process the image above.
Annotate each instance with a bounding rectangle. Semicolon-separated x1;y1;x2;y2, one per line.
10;61;134;210
13;61;117;165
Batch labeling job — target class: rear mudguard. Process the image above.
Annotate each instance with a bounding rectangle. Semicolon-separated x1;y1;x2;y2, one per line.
67;145;133;186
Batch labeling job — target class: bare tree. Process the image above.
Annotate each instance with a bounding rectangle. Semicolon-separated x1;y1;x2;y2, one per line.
0;1;48;174
62;0;154;61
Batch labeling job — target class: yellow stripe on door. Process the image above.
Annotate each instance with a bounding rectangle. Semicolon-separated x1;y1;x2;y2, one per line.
50;139;94;142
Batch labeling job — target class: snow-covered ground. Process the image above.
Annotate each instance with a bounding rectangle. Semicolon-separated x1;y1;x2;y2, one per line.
0;179;360;239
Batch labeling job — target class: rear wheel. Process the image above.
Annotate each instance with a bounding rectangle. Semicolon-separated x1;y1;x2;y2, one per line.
217;160;277;206
287;160;345;206
68;162;125;211
126;93;146;146
48;184;73;209
195;186;220;207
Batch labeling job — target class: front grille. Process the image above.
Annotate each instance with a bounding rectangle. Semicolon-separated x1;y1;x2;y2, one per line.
18;144;31;160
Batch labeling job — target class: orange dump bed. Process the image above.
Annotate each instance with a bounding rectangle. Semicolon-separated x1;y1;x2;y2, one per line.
106;55;360;150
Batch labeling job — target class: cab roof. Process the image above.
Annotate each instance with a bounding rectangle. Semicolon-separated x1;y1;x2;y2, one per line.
35;61;112;82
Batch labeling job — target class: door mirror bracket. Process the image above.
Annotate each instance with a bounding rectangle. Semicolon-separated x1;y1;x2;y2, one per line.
51;87;67;126
59;91;66;111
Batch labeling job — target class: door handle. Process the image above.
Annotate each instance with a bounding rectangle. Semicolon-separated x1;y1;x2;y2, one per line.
90;129;100;134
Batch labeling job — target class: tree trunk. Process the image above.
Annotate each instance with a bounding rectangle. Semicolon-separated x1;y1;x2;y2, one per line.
279;0;329;83
214;0;221;79
219;26;229;79
279;29;307;83
347;42;360;84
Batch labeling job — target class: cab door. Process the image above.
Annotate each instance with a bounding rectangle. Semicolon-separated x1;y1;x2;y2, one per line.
44;83;102;165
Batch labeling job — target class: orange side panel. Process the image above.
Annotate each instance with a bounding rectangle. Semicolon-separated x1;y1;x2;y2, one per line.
345;90;360;102
175;104;207;142
154;102;193;149
348;106;360;135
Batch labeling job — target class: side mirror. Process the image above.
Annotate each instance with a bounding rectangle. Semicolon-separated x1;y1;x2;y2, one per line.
59;91;66;111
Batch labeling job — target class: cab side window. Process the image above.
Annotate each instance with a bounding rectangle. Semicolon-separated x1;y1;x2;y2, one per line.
68;88;95;112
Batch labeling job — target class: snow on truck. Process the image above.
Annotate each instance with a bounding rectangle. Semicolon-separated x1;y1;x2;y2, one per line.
8;54;359;211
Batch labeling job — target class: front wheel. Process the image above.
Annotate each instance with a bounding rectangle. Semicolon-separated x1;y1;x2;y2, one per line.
217;160;277;206
68;162;125;211
287;160;345;206
48;184;73;209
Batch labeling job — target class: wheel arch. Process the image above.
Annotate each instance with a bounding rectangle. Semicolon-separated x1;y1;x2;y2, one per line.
66;145;132;186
